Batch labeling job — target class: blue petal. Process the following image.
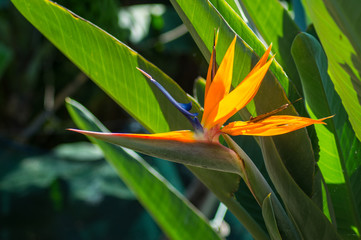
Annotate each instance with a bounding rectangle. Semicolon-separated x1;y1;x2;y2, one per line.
137;68;203;133
179;102;192;111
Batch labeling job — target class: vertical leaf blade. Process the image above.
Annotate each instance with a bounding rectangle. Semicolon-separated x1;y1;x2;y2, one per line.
292;32;361;238
240;0;303;95
260;137;341;240
262;194;282;240
302;0;361;141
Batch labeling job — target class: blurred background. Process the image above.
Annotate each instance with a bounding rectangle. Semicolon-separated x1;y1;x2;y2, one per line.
0;0;253;239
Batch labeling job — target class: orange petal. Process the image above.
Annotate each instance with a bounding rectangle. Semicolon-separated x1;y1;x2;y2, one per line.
205;30;219;99
202;36;237;126
204;55;274;128
69;129;197;143
248;44;272;76
221;115;331;136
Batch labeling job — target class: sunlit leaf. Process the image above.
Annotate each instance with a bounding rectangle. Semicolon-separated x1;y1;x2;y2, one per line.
292;32;361;239
302;0;361;141
239;0;302;95
11;0;197;134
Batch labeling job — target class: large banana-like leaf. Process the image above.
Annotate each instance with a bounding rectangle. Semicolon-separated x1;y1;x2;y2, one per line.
302;0;361;141
171;0;316;199
180;0;302;105
239;0;302;95
208;0;302;110
66;98;222;240
260;137;341;239
11;0;195;134
292;32;361;239
11;0;268;238
224;135;301;239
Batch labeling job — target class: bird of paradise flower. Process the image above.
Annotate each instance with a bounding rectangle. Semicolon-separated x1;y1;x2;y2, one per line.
70;34;329;172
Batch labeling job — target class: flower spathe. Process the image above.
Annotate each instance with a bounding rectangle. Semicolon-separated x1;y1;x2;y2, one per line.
71;35;329;144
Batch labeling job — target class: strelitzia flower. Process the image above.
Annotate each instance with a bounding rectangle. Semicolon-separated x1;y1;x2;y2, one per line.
116;35;328;143
70;35;329;172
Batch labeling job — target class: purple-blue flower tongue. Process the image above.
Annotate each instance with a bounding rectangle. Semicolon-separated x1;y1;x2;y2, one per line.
179;102;192;111
137;68;203;132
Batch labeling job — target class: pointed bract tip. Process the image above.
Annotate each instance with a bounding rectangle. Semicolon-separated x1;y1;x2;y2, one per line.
214;28;219;46
319;115;334;124
67;128;78;132
67;128;90;134
136;67;153;80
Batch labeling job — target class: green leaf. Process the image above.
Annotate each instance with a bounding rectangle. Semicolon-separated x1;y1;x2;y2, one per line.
193;77;206;108
302;0;361;141
239;0;303;95
291;32;361;238
70;129;243;175
262;194;282;240
66;98;222;240
188;0;303;107
11;0;196;134
171;0;317;197
224;135;300;239
260;137;341;239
